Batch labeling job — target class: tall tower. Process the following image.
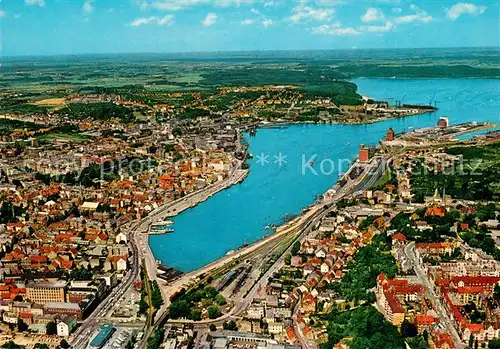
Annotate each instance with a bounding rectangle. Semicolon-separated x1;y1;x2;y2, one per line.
386;128;395;141
359;145;370;163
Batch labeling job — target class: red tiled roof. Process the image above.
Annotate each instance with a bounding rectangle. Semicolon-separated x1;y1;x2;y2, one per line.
286;326;297;343
392;233;407;241
465;323;484;332
452;276;500;286
425;207;446;217
416;314;439;326
384;289;404;313
456;286;485;294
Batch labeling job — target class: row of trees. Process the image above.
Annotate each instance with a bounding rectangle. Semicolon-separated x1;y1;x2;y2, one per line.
57;102;136;123
324;306;405;349
168;285;226;320
337;234;397;302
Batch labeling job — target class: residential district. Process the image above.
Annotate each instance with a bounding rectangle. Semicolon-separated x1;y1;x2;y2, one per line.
0;88;499;349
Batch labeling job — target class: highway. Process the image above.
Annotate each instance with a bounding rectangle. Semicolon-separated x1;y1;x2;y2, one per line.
405;241;464;348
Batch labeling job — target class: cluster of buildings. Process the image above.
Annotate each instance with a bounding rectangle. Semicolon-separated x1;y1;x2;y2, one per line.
237;204;392;345
0;279;107;336
386;231;500;346
0;100;245;343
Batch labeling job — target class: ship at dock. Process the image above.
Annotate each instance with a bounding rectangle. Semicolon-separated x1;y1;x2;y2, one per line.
149;220;174;235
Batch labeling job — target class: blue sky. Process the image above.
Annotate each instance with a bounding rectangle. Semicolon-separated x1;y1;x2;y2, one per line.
1;0;499;56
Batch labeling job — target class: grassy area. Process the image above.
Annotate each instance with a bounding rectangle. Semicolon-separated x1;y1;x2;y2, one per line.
168;284;226;321
0;118;45;137
37;132;91;143
336;233;396;302
321;305;406;349
411;142;500;202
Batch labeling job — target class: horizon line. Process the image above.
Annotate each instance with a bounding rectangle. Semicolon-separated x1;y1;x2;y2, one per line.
2;45;499;60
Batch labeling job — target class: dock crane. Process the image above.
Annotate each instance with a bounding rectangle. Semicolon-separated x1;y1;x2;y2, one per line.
429;93;437;108
395;94;407;107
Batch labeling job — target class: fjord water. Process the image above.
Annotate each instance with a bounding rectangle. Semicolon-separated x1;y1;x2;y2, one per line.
150;78;500;272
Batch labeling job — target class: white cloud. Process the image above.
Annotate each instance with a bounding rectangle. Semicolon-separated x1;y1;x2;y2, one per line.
130;14;174;27
264;0;283;7
394;5;432;24
312;23;360;35
202;12;217;27
150;0;256;11
83;0;94;14
372;0;401;4
287;5;334;23
241;18;255;25
25;0;45;7
446;2;487;20
137;1;149;10
262;18;273;27
361;8;384;22
152;0;200;11
360;20;393;32
314;0;346;5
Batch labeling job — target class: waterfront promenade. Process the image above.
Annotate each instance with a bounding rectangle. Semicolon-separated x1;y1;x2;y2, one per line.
70;165;247;349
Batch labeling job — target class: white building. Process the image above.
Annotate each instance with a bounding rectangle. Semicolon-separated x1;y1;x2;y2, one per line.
57;316;77;337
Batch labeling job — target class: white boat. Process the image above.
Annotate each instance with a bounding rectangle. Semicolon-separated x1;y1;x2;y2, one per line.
156;220;174;225
150;221;175;234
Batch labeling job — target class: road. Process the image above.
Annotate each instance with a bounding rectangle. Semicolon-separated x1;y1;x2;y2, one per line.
292;298;318;349
405;241;464;348
70;219;141;349
70;162;246;349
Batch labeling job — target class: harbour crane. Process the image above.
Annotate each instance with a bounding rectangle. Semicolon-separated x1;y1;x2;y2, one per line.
429;93;437;107
395;94;407;107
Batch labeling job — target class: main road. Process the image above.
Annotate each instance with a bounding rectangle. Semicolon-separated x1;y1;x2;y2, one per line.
405;241;464;348
70;161;246;349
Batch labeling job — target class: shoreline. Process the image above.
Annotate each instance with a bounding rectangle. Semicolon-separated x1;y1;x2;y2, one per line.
143;168;249;267
144;97;438;273
145;108;425;271
255;109;436;129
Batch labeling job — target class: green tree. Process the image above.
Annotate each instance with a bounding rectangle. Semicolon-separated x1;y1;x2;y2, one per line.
34;345;49;349
190;310;202;321
215;294;226;306
285;253;292;265
207;305;222;319
46;321;57;336
169;300;191;319
406;336;429;349
494;284;500;303
59;339;70;349
422;330;429;342
469;334;474;348
223;320;238;331
401;319;418;338
291;241;301;256
1;342;24;349
209;324;217;332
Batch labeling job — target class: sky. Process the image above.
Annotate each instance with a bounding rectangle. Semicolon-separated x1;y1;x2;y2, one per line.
0;0;499;56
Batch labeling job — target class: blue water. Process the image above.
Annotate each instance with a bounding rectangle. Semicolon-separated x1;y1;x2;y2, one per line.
455;126;500;140
150;78;500;272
